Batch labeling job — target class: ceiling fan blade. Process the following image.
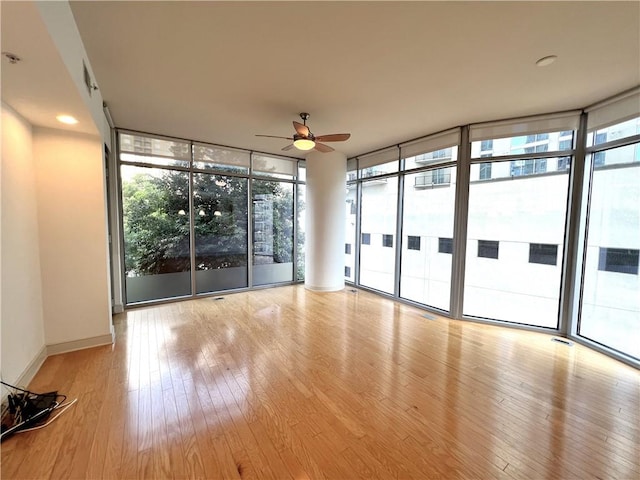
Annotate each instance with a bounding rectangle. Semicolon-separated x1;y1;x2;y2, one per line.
282;144;295;151
293;121;310;137
315;133;351;142
314;142;334;153
256;135;294;140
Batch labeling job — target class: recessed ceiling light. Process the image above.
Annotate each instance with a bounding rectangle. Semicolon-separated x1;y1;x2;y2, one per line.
536;55;558;67
56;114;79;125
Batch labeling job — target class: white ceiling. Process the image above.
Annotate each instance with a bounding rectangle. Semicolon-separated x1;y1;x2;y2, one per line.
1;1;98;136
3;2;640;158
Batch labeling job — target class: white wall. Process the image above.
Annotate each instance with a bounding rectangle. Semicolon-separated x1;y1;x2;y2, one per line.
33;127;112;347
1;104;46;384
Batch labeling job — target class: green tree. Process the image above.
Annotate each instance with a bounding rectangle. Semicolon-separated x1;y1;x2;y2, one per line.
123;167;299;276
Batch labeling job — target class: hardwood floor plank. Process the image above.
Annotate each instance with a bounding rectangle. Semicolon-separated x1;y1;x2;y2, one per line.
2;285;638;480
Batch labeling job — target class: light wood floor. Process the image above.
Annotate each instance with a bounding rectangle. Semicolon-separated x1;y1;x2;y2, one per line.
2;285;639;479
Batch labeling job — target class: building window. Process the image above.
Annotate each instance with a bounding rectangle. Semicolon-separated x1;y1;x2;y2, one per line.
415;148;452;164
525;144;549;154
598;248;639;275
349;200;357;215
529;243;558;265
345;266;351;277
593;151;606;167
383;234;393;248
478;240;499;259
557;156;571;170
407;236;421;251
414;168;451;188
510;159;547;177
526;133;549;143
439;237;453;254
345;243;351;255
480;139;493;152
594;131;608;146
479;162;492;180
559;139;573;151
361;233;371;245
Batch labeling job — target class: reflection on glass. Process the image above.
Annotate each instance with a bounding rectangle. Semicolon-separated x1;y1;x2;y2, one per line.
119;133;190;168
121;165;191;303
252;154;297;179
470;131;573;158
464;160;570;327
579;146;640;359
400;168;455;311
404;147;458;171
193;174;248;293
587;117;640;147
193;144;250;173
360;177;397;294
346;158;357;183
252;180;294;285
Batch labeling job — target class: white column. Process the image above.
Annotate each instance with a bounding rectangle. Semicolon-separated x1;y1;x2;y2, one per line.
305;150;346;291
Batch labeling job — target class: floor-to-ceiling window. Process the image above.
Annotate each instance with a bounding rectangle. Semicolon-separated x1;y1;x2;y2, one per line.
358;148;399;294
345;158;358;282
578;106;640;359
399;131;459;312
193;144;250;293
250;154;296;286
120;134;193;303
463;117;578;327
119;132;302;304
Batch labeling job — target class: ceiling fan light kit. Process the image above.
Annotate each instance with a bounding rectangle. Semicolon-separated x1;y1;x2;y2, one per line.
293;137;316;151
256;112;351;153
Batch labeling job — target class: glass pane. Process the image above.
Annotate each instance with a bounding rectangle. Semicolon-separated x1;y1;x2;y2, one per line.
463;160;570;327
119;133;190;168
360;161;398;179
297;161;306;182
404;146;458;171
592;142;640;168
193;144;249;173
400;168;456;311
347;158;357;183
470;157;569;181
345;186;357;282
193;174;248;293
297;184;306;281
121;165;191;303
360;177;398;294
587;117;640;147
470;131;573;158
579;146;640;359
252;180;294;285
253;154;297;179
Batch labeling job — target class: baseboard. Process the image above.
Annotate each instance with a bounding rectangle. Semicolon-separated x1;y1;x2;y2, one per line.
304;283;345;292
1;332;114;410
47;332;114;356
12;345;48;389
1;345;48;413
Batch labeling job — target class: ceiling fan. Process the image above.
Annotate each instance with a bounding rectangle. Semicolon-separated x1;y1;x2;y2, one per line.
256;113;350;153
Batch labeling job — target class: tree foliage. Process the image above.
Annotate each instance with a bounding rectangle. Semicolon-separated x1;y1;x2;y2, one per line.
122;166;298;277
